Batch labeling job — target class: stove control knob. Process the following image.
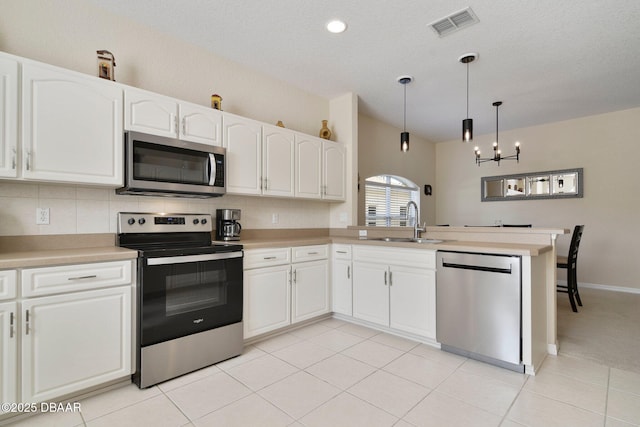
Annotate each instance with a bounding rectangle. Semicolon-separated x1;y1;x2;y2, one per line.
201;218;207;225
127;218;135;226
193;219;200;225
138;218;146;225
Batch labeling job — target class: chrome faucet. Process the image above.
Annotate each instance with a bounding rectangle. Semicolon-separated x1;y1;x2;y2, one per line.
406;201;425;239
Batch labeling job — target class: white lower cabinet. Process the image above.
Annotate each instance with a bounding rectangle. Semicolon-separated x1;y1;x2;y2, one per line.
244;245;329;339
352;246;436;340
0;260;133;408
21;286;131;403
291;259;329;323
331;245;352;316
0;301;17;405
243;264;291;338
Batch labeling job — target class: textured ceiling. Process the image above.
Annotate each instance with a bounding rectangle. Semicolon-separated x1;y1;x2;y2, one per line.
90;0;640;142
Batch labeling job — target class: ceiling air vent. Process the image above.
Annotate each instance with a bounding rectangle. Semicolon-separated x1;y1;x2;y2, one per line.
429;7;479;37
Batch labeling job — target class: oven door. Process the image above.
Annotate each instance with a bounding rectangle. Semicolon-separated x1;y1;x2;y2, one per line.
139;251;242;347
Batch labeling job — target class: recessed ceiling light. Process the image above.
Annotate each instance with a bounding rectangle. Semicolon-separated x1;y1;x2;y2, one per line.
326;20;347;34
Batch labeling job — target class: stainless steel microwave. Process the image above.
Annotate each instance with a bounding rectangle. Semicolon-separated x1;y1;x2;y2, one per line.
117;131;226;198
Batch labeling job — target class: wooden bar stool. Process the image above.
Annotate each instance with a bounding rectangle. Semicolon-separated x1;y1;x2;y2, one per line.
557;225;585;312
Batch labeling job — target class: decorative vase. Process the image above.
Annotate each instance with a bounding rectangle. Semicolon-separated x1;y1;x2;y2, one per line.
211;94;222;110
276;121;285;128
319;120;332;140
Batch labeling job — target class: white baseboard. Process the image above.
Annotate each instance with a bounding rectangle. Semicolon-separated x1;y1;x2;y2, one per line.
558;279;640;294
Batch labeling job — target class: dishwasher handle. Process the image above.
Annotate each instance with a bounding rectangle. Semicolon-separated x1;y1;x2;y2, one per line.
441;261;512;275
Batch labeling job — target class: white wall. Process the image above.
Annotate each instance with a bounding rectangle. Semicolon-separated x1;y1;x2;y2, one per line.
436;107;640;290
357;114;437;226
0;0;351;234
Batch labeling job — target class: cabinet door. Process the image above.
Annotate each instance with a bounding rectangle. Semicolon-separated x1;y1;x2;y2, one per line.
0;56;18;178
223;114;262;195
0;302;17;405
179;102;223;146
323;140;346;201
21;63;123;186
291;260;329;323
124;88;178;138
294;134;322;199
21;286;131;403
352;261;389;326
243;265;291;338
389;266;436;338
262;125;295;197
332;258;352;316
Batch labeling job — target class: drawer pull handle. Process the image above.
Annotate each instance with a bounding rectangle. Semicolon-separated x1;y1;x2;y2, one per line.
25;309;30;335
336;250;348;254
307;252;319;255
68;275;98;281
263;256;277;260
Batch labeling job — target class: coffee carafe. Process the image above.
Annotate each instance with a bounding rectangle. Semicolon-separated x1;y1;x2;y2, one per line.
216;209;242;241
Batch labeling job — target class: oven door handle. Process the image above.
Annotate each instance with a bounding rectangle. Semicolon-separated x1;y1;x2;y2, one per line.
146;251;242;265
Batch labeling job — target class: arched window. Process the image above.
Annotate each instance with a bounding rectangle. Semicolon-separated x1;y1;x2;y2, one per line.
365;175;419;227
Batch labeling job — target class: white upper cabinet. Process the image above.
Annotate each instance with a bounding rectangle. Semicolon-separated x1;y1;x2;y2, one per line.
295;135;346;202
0;55;18;178
295;134;323;199
262;124;295;198
124;88;222;146
125;88;177;138
21;62;123;186
179;101;223;146
223;113;263;195
323;140;346;201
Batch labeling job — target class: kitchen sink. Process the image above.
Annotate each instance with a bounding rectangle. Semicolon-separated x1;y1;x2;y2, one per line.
372;237;444;244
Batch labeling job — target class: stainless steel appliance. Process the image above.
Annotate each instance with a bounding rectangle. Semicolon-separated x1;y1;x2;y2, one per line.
436;251;523;372
117;131;226;198
117;212;243;388
215;209;242;241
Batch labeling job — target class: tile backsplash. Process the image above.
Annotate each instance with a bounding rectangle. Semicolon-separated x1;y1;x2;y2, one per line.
0;182;330;236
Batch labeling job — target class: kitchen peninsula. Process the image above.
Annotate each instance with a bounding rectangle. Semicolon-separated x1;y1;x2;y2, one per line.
239;225;568;375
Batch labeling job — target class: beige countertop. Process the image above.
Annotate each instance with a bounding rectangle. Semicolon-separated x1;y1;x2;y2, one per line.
237;236;551;256
0;246;138;269
0;233;551;269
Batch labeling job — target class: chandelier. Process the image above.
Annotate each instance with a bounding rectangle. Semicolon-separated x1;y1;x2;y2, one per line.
474;101;521;165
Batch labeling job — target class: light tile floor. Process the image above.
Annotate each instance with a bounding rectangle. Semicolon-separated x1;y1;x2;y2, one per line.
5;316;640;427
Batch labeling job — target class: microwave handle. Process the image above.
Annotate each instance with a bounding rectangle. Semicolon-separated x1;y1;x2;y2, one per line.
208;153;216;185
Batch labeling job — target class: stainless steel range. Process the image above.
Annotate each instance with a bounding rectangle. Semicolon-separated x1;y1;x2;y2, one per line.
117;212;243;388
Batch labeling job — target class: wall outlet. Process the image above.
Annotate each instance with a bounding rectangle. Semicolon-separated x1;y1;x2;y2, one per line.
271;213;279;224
494;219;503;226
339;212;348;223
37;207;50;225
358;230;367;238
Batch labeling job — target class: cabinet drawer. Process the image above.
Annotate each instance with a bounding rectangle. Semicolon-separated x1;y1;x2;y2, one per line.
353;245;436;269
292;245;328;263
332;244;352;260
21;260;133;297
244;248;291;269
0;270;17;301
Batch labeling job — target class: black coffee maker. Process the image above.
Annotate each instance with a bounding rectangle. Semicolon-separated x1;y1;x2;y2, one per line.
215;209;241;241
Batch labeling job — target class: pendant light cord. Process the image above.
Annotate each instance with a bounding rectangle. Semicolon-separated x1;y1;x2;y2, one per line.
403;83;407;131
466;63;469;119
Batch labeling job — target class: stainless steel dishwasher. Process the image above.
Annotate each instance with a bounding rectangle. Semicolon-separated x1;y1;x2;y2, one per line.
436;251;523;372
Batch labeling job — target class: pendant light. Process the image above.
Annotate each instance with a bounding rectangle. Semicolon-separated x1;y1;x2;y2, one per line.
459;53;478;142
397;75;413;152
474;101;521;165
